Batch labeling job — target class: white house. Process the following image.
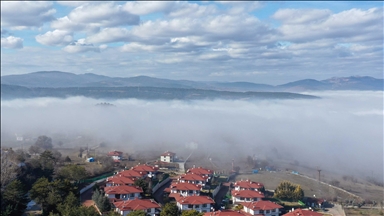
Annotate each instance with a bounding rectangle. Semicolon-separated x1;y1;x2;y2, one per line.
176;196;215;213
160;151;176;163
108;151;123;160
241;201;283;216
231;190;264;204
131;164;159;178
113;199;161;216
170;182;202;196
104;185;143;200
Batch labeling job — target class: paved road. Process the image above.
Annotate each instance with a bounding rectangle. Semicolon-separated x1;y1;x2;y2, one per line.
213;183;230;210
153;178;173;205
323;203;346;216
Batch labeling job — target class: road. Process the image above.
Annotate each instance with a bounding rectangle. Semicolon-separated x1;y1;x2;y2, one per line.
153;178;173;205
323;203;346;216
81;186;95;207
213;183;230;210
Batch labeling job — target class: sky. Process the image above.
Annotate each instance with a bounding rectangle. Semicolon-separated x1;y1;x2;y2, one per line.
1;1;383;85
1;91;383;180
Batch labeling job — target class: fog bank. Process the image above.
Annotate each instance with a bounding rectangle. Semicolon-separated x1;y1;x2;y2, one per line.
1;91;383;179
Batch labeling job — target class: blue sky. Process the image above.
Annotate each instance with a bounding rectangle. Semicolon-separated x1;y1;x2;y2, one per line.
1;1;383;84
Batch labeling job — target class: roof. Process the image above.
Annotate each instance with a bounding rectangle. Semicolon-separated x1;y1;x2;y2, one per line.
177;195;215;205
108;151;123;156
131;164;159;173
282;209;324;216
114;199;160;211
118;169;147;178
234;180;264;189
106;175;136;185
179;173;209;181
241;201;283;211
231;190;265;198
170;182;202;191
186;167;214;175
104;185;143;195
161;151;176;156
204;210;246;216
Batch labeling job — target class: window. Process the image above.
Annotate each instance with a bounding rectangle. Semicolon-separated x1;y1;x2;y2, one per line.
194;205;199;208
189;190;193;194
130;194;134;197
266;210;270;213
240;197;244;200
272;209;276;212
259;210;264;214
202;204;207;207
147;209;151;213
188;205;193;208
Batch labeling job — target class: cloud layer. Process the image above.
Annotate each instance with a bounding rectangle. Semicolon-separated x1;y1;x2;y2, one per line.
1;91;382;180
0;1;383;84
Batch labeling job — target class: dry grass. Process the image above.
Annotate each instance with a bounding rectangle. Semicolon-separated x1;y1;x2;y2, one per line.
344;207;384;216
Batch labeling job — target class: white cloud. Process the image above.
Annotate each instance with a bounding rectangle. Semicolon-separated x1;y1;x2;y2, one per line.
1;36;23;49
123;1;175;15
63;41;99;53
1;1;55;29
35;30;73;46
272;8;332;24
56;1;89;7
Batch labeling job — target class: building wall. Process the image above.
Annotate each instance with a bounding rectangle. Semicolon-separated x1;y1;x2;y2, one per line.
177;203;212;213
234;186;259;191
232;196;261;204
120;208;158;216
170;189;200;196
106;192;141;200
243;207;280;216
160;155;173;163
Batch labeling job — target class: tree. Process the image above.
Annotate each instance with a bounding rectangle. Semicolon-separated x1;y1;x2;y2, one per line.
181;210;204;216
56;165;88;182
64;156;72;163
0;152;17;189
1;180;30;216
35;135;53;150
234;204;243;211
29;145;42;155
134;179;148;194
92;189;111;212
30;177;78;215
160;203;179;216
127;210;147;216
274;181;304;201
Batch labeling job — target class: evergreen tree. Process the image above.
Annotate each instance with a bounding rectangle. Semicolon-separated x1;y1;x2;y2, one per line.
160;203;179;216
127;210;147;216
1;180;30;216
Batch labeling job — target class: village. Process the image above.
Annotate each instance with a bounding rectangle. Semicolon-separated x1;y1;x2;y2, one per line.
81;150;328;216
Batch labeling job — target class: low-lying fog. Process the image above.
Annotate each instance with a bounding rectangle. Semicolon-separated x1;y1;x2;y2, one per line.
1;91;383;180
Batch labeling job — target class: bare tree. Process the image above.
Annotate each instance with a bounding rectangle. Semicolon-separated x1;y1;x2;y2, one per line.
1;152;17;190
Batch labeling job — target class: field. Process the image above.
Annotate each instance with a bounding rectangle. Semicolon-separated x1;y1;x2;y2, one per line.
344;207;384;216
236;171;383;203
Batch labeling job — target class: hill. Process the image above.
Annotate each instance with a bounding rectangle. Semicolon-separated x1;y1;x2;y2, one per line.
2;71;382;92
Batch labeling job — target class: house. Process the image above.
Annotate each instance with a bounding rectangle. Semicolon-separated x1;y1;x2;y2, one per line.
104;185;143;200
108;151;124;160
186;167;214;178
169;182;202;196
117;169;147;179
233;179;264;191
131;164;159;178
241;201;283;216
204;210;245;216
160;151;176;163
106;175;136;187
231;190;264;204
178;173;209;186
113;199;161;216
176;195;215;213
303;197;325;208
282;208;323;216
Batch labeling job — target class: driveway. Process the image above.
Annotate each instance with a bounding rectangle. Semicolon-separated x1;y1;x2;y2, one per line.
213;183;230;210
153;178;173;205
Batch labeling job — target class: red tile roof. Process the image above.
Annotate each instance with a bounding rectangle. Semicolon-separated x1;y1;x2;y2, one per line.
170;182;202;191
114;199;160;211
132;164;159;173
161;151;176;156
118;169;147;178
187;167;214;175
179;173;209;181
231;190;265;198
282;209;323;216
204;210;246;216
106;175;136;185
241;201;283;211
177;195;215;205
108;151;123;156
104;185;143;195
234;180;264;190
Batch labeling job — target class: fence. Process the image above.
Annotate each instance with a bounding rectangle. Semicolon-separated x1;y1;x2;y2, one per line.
78;172;115;184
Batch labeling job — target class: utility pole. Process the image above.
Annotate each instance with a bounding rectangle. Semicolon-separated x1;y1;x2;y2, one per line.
317;168;322;181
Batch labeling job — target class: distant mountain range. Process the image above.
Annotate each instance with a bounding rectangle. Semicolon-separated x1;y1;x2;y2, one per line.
1;71;382;92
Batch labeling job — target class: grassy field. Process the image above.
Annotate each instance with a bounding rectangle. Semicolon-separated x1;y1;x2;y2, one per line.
236;171;383;202
344;207;384;216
